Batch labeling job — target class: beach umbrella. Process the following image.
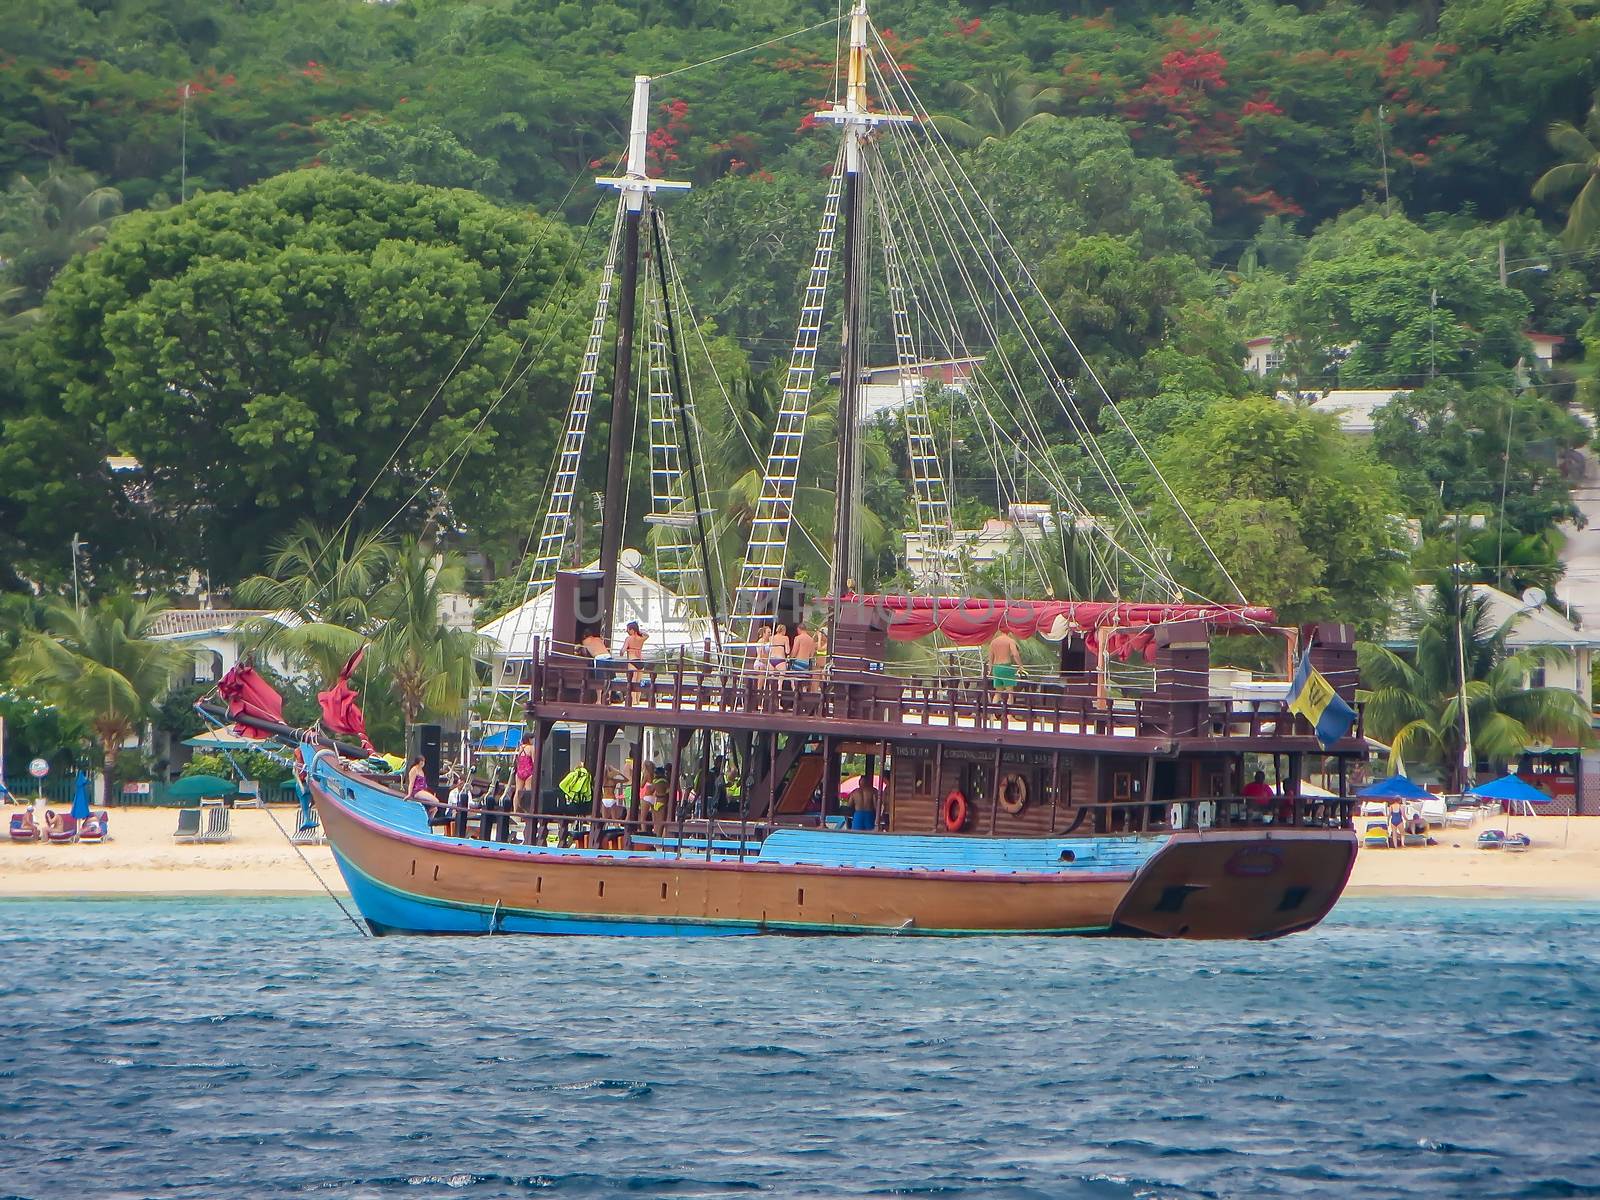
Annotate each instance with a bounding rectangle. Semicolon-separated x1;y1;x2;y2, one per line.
183;727;261;751
1357;774;1433;801
1467;774;1552;805
71;770;91;820
478;727;522;751
167;773;240;800
840;774;883;798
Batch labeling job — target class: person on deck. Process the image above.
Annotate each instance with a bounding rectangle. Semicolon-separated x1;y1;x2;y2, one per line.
769;623;790;677
1242;770;1274;806
622;620;649;685
851;782;878;832
789;623;817;680
988;629;1021;691
405;756;439;805
752;624;774;680
581;631;628;685
513;740;536;812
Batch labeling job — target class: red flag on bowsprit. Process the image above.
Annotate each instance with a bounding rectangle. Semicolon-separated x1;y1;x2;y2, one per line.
318;646;375;753
217;662;284;738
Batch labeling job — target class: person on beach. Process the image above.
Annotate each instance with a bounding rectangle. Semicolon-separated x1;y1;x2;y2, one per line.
1387;800;1405;848
988;629;1021;691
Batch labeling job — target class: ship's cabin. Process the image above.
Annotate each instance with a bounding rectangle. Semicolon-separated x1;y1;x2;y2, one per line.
483;571;1363;851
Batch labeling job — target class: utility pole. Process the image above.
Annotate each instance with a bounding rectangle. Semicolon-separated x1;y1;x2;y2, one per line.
180;83;189;204
1498;240;1507;288
1375;104;1392;217
70;532;84;614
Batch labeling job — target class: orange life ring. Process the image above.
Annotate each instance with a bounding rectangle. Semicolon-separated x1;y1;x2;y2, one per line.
998;772;1028;815
942;790;969;832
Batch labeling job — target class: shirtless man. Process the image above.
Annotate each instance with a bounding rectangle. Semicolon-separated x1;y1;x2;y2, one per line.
988;629;1022;691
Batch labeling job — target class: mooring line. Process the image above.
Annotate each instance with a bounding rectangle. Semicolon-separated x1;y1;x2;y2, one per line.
261;803;370;938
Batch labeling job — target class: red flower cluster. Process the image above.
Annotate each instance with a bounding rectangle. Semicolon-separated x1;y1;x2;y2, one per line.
951;16;983;38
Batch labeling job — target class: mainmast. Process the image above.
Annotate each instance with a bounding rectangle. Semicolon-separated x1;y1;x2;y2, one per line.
819;1;912;596
596;76;688;636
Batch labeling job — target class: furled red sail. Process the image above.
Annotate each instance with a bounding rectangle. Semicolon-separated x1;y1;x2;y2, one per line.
216;662;284;739
843;596;1276;661
318;647;375;752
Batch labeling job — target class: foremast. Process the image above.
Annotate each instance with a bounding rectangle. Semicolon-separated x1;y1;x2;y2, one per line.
594;76;690;637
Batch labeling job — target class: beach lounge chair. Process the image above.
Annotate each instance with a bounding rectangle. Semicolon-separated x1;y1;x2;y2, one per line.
1504;832;1531;852
1477;829;1506;850
8;809;40;843
1446;805;1476;829
172;807;202;843
290;807;326;846
1421;797;1449;828
45;811;78;844
196;798;232;844
76;811;108;844
234;779;263;809
1363;822;1389;848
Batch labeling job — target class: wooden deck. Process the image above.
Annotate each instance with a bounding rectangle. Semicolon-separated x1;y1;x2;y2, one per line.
525;650;1363;755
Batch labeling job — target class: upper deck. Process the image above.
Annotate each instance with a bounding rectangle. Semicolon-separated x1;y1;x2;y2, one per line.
522;643;1363;757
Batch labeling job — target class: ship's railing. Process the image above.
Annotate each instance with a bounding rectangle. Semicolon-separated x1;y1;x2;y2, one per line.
524;641;1362;745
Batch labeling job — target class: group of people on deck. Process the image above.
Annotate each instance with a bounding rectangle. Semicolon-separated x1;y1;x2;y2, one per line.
752;621;824;682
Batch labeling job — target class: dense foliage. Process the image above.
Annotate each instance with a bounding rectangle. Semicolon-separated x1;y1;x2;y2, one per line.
3;0;1599;646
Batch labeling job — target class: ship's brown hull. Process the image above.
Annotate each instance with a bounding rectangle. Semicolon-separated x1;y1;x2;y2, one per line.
310;763;1356;939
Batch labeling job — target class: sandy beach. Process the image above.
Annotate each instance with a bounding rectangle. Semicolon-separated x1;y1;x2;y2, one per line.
4;806;1599;901
1;806;344;896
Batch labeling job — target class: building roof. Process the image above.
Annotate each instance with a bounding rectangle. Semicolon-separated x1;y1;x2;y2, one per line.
1385;584;1600;649
1279;389;1410;435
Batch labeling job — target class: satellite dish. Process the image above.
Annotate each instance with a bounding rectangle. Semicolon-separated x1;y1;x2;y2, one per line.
1522;587;1547;610
620;548;643;570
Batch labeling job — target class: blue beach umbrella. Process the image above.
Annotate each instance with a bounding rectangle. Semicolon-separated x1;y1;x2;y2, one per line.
478;727;522;751
71;770;91;820
1357;774;1433;801
1468;774;1552;805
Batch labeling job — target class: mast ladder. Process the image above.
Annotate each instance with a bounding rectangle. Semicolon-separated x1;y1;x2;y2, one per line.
879;209;961;592
729;150;847;650
525;204;627;593
643;250;705;612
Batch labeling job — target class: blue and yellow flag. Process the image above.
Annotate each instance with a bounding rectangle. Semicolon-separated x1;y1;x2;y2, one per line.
1287;649;1357;750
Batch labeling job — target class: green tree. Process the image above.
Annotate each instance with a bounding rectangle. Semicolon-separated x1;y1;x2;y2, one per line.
1287;210;1532;388
234;521;393;685
369;537;489;733
931;67;1063;147
0;165;123;323
1144;395;1408;626
25;169;584;580
969;117;1212;261
1359;575;1593;790
8;594;187;775
1371;379;1587;537
319;117;511;198
1531;95;1600;248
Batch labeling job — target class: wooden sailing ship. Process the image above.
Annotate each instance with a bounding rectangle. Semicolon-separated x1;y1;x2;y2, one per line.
296;2;1361;939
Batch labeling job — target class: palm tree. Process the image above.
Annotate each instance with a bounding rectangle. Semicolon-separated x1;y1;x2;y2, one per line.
235;522;394;684
1532;96;1600;248
1358;576;1592;792
370;538;491;735
8;595;187;775
930;68;1063;148
0;165;124;317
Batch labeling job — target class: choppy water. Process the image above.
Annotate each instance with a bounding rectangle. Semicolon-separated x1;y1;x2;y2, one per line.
2;898;1599;1199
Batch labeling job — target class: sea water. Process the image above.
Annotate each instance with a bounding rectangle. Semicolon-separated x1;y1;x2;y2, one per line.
1;898;1598;1199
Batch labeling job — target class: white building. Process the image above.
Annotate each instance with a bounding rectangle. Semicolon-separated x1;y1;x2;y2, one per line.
477;557;712;688
853;356;982;420
1280;388;1411;435
1246;332;1563;378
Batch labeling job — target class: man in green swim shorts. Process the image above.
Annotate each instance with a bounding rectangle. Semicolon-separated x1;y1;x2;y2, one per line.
988;629;1021;691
